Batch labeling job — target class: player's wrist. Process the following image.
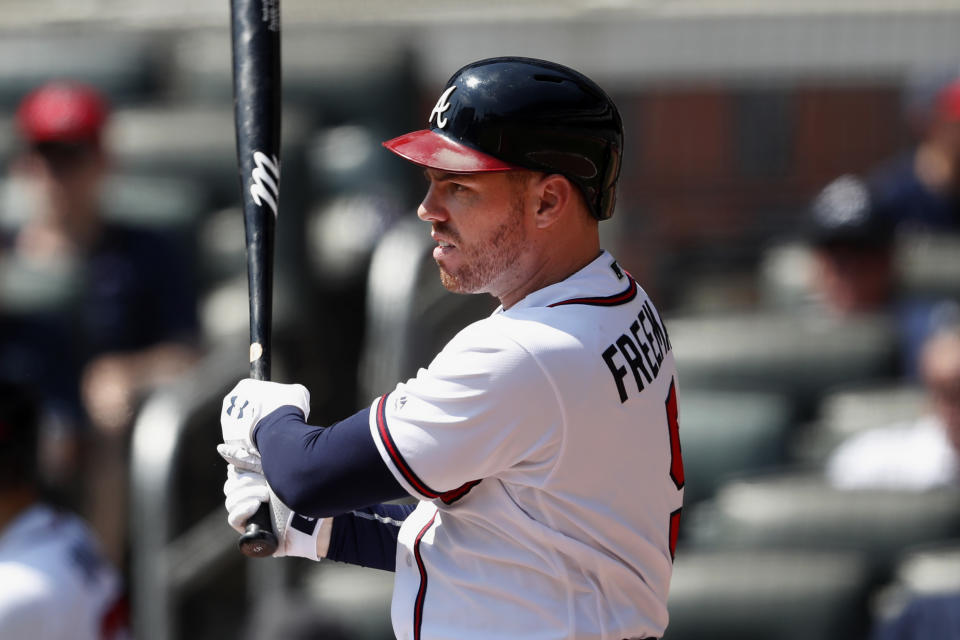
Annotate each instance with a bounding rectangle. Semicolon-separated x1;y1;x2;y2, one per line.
280;513;330;560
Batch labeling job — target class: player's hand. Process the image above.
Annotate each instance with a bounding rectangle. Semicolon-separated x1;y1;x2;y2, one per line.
223;460;271;533
222;462;295;558
219;443;271;536
217;442;263;474
220;378;310;451
218;443;324;559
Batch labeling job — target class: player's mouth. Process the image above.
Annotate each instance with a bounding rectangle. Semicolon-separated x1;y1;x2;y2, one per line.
434;239;457;260
431;230;459;259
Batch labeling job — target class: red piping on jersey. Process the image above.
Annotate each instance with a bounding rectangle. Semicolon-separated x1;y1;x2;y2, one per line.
669;507;682;561
413;509;439;640
547;274;638;307
375;395;481;505
439;479;481;502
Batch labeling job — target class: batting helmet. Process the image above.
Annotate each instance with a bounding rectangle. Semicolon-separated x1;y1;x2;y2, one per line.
383;57;623;221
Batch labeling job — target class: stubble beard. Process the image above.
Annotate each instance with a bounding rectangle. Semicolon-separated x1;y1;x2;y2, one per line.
436;200;526;296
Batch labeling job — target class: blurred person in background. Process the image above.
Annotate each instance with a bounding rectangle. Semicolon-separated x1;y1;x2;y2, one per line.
825;323;960;489
869;76;960;232
870;591;960;640
806;174;898;317
0;379;128;639
805;174;945;378
1;81;200;566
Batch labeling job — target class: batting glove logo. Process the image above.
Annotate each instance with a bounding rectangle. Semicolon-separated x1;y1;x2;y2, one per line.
429;86;456;129
226;395;250;419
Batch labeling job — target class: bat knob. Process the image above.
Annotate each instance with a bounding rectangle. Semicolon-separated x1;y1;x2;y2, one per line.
239;522;279;558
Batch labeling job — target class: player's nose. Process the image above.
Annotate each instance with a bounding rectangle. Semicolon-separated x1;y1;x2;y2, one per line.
417;185;448;223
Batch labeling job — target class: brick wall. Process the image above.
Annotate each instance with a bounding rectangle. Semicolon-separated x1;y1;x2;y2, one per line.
611;83;908;308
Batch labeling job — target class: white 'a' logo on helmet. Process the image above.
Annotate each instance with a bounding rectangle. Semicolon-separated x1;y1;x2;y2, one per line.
429;86;457;129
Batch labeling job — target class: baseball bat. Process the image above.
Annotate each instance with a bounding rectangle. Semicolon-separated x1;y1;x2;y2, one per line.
230;0;282;558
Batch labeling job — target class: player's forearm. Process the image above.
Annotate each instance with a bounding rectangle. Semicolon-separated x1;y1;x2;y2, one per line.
328;503;417;571
252;406;407;518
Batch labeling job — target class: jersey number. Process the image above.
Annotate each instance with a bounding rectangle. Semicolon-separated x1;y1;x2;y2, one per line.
665;378;683;559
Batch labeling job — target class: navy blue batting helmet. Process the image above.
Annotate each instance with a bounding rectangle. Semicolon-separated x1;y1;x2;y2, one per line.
383;57;623;221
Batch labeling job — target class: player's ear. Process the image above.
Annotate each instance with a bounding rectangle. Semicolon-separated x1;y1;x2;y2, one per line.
533;174;573;230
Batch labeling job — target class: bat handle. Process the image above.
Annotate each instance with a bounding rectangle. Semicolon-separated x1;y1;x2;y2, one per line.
238;356;278;558
239;503;279;557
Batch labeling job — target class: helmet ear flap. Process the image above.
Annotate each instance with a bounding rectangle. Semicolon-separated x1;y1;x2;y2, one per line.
595;144;622;221
596;186;617;221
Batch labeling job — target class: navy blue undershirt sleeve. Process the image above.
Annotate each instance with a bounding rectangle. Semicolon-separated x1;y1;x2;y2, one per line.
328;503;417;571
253;406;407;518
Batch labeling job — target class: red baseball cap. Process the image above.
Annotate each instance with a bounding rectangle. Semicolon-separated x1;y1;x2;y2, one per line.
935;79;960;122
16;82;108;145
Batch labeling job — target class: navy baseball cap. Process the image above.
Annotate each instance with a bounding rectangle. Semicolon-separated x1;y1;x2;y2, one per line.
807;175;894;248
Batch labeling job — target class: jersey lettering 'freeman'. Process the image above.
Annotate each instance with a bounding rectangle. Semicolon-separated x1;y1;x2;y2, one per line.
603;300;673;403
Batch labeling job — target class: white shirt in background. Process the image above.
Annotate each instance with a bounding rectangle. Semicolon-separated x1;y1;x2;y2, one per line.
826;414;960;490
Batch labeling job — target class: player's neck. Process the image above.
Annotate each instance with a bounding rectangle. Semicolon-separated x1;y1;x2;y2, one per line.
499;236;601;309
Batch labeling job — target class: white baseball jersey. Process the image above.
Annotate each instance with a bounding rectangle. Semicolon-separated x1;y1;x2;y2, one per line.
368;250;683;640
0;504;128;640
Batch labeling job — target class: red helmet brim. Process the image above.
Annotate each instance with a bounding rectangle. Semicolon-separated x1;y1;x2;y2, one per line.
382;129;518;173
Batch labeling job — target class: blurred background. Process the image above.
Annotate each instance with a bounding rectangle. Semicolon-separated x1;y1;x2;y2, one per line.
1;1;960;639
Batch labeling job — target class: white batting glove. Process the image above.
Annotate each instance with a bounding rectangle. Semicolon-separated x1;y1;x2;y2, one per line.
223;462;270;532
218;443;328;560
220;378;310;452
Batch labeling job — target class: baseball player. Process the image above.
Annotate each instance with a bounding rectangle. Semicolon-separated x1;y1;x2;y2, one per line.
219;57;683;640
